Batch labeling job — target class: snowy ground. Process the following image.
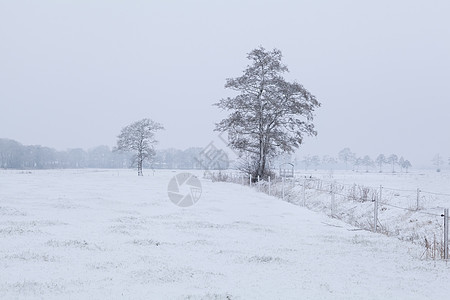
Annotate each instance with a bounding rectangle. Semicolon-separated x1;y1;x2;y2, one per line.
216;169;450;252
1;169;450;299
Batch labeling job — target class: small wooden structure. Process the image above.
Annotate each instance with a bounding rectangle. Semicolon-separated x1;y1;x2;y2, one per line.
279;163;294;178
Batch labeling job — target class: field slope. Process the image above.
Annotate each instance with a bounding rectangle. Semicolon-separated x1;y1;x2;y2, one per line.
0;169;449;299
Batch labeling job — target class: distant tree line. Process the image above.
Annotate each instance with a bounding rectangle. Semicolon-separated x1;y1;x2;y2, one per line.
0;138;228;170
153;147;229;170
287;147;413;173
336;148;412;173
0;138;131;169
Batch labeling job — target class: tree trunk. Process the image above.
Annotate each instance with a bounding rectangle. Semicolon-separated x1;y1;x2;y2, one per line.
260;153;266;179
137;153;143;176
256;136;268;180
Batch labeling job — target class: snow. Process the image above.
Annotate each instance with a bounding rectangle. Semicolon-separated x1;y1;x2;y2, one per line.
273;170;450;248
1;169;450;299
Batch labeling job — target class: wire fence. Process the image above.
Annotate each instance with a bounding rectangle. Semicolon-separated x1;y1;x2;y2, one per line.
206;171;450;260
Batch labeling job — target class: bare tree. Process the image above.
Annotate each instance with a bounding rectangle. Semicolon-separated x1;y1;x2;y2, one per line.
322;155;338;171
387;154;398;173
362;155;373;172
303;155;312;171
215;46;320;180
402;159;412;172
115;118;163;176
311;155;321;171
375;154;386;173
353;157;362;172
0;139;23;169
399;156;405;172
432;154;443;172
338;148;355;170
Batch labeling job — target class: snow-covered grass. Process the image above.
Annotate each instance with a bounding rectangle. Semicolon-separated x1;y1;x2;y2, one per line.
289;171;450;250
217;169;450;257
215;169;450;258
1;169;450;299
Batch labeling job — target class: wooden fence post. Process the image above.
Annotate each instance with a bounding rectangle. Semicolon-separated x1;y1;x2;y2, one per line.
444;208;449;260
303;179;306;206
330;188;335;217
416;188;420;210
374;185;381;233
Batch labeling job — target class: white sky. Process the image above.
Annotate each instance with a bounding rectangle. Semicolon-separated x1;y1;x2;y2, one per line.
1;0;449;167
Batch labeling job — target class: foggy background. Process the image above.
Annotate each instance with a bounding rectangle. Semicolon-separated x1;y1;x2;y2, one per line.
1;0;449;168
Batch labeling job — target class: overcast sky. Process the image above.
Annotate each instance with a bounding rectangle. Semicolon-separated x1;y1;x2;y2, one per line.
1;0;449;167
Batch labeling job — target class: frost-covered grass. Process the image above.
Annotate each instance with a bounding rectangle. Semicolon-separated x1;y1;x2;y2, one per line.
293;170;450;252
1;169;450;299
217;169;450;258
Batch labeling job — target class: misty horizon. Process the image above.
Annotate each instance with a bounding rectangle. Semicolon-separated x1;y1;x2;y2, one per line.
0;136;440;171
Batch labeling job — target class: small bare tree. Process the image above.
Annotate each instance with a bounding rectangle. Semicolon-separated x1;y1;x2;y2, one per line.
362;155;373;172
338;148;355;170
375;154;386;173
115;118;163;176
402;159;412;172
387;154;398;173
399;156;405;172
322;155;338;171
303;155;312;171
311;155;321;171
432;154;443;172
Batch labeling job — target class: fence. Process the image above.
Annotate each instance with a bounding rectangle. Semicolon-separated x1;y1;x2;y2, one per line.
207;171;450;260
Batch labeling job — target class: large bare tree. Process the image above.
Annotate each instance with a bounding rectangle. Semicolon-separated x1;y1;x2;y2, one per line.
116;118;163;176
215;47;320;180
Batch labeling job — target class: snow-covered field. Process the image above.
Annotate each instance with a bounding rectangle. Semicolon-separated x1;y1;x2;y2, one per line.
1;169;450;299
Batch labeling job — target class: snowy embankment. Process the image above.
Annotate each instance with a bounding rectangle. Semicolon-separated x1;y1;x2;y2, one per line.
1;169;449;299
288;171;450;255
216;170;450;257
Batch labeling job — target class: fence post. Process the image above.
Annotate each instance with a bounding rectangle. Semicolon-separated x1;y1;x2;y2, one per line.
282;177;285;201
374;185;381;233
268;176;271;196
330;183;335;217
444;208;449;260
416;188;420;210
249;174;252;187
303;179;306;206
257;175;260;192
